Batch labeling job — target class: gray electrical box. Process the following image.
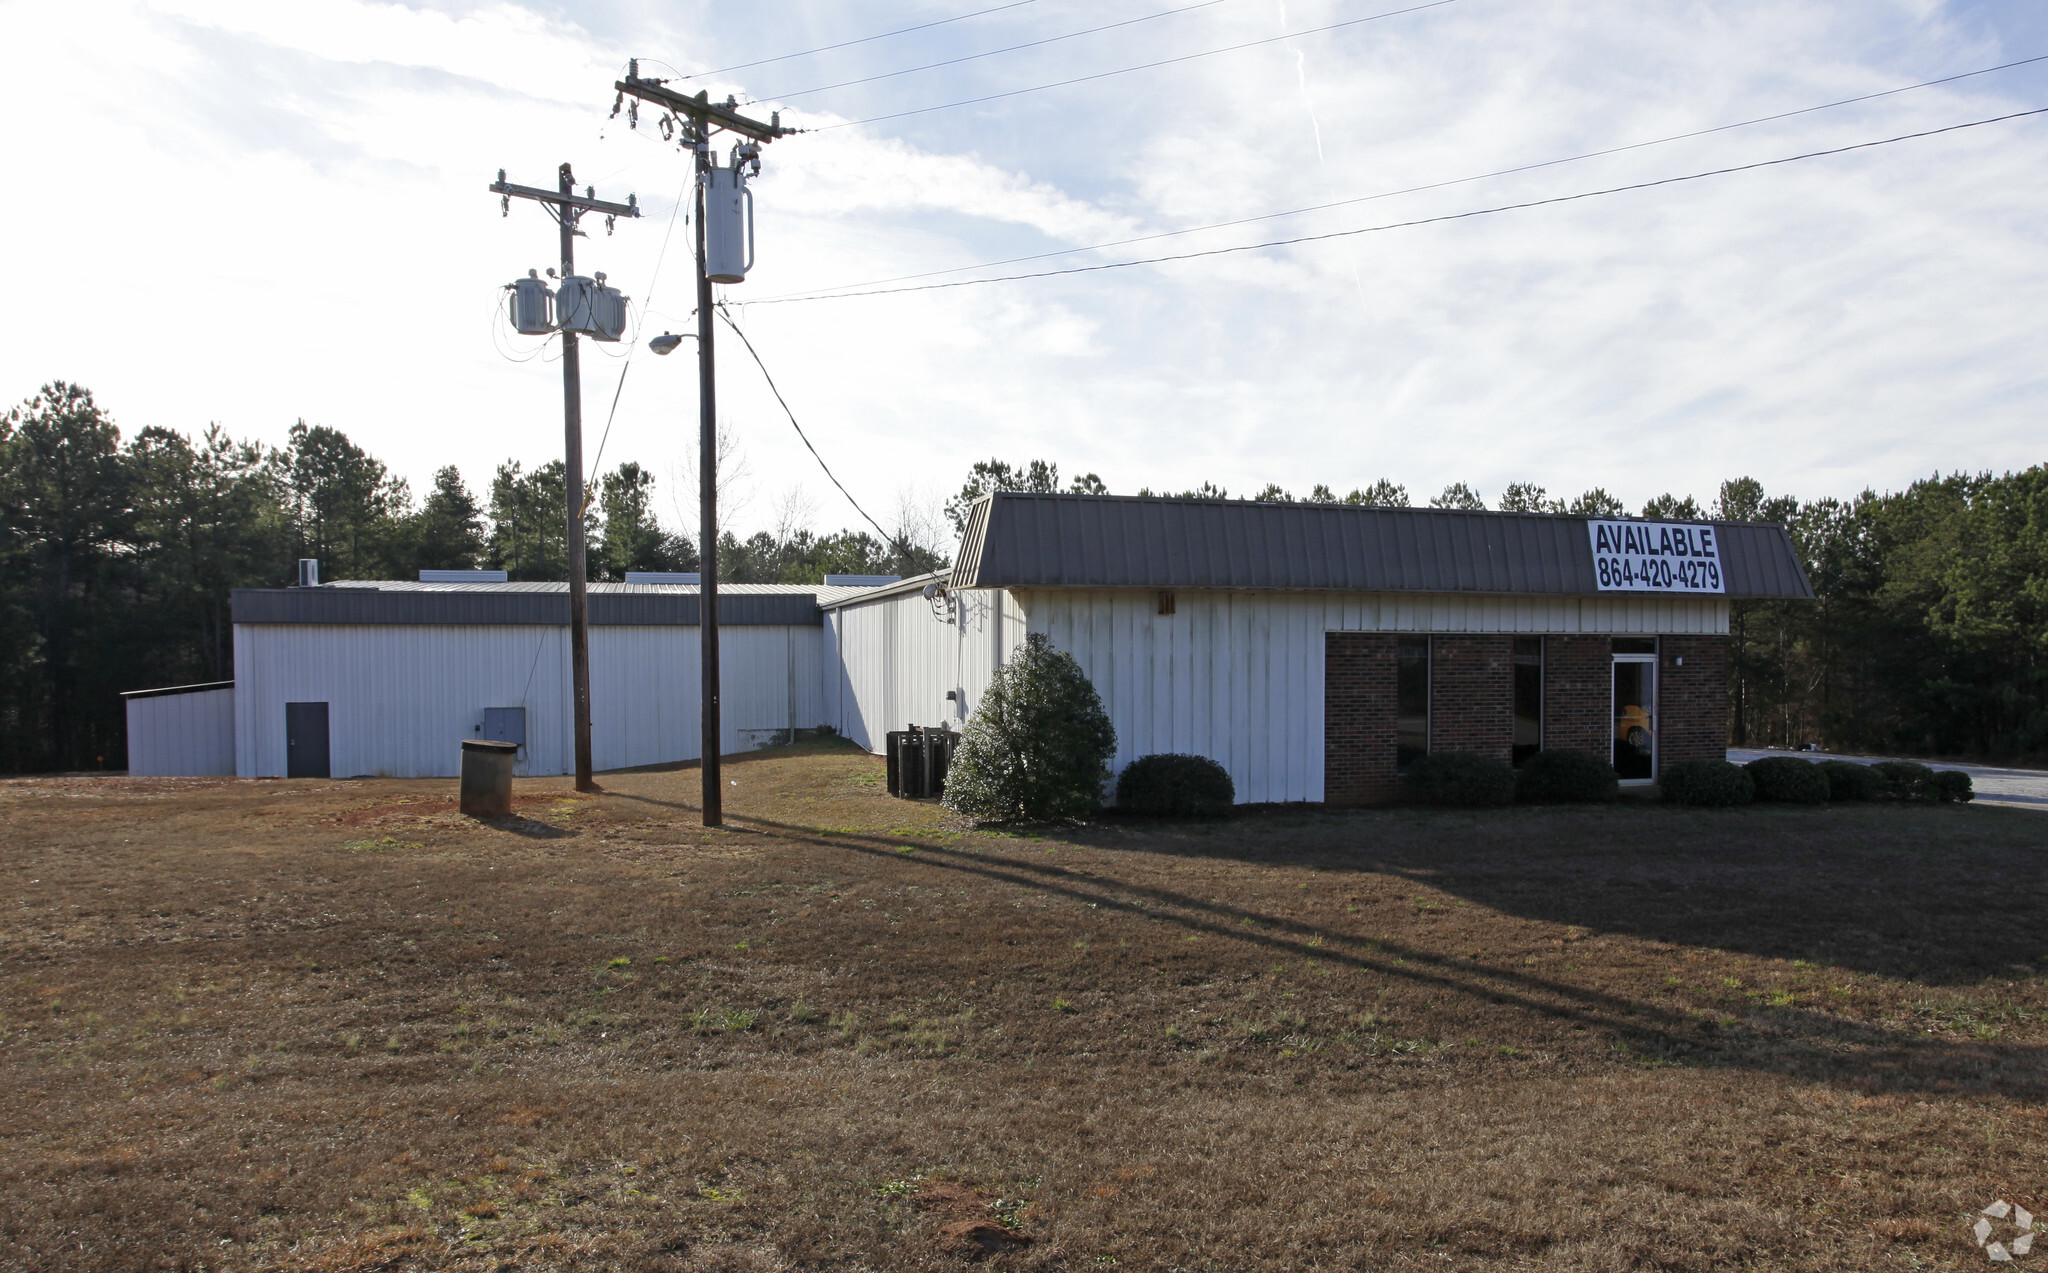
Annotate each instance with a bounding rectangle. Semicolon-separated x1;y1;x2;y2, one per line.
481;707;526;747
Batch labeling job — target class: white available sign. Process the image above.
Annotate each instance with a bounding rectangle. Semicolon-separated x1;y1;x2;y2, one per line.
1587;520;1725;593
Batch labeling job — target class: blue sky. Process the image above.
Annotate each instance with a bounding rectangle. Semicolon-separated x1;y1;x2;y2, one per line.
5;0;2046;540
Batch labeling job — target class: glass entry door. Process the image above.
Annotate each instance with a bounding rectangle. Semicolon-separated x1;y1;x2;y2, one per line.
1612;656;1656;781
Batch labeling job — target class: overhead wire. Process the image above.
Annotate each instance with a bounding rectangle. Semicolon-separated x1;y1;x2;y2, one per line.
796;0;1462;130
738;106;2048;305
755;51;2048;302
714;303;907;555
660;0;1038;81
582;173;694;512
748;0;1231;104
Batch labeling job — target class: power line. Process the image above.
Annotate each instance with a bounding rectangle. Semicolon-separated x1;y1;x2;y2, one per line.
798;0;1461;130
661;1;1038;81
750;0;1230;103
582;172;694;509
715;304;905;553
758;52;2048;303
740;106;2048;305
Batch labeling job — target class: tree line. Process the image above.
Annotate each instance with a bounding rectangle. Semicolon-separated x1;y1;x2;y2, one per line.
0;383;937;772
4;382;2040;771
952;457;2048;763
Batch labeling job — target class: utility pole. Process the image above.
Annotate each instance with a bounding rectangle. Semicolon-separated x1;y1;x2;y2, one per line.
616;64;796;827
489;166;640;792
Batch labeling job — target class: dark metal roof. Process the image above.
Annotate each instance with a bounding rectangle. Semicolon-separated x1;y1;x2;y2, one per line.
949;493;1814;599
234;583;824;627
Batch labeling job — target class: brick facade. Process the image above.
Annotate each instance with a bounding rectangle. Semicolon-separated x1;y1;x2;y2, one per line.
1657;636;1729;766
1324;632;1733;802
1542;636;1612;757
1324;633;1398;805
1426;636;1513;762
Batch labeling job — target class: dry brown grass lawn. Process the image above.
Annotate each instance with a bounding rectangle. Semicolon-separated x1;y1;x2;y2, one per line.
2;739;2045;1272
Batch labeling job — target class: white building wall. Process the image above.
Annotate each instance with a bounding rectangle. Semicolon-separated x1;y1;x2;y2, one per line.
824;588;1021;752
1014;589;1730;805
235;623;825;779
125;687;236;776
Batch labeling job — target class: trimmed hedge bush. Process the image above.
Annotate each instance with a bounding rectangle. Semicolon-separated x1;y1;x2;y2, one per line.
1744;756;1831;804
1115;753;1236;817
942;634;1117;822
1405;752;1517;807
1660;759;1754;807
1514;749;1619;803
1932;769;1975;803
1817;760;1885;802
1871;760;1937;802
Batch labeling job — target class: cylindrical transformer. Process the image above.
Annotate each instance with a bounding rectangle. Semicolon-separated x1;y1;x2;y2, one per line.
591;283;629;342
703;168;753;284
555;275;598;334
507;272;554;334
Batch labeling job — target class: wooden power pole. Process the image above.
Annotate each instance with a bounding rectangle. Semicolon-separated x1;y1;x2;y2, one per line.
489;165;640;792
614;66;796;827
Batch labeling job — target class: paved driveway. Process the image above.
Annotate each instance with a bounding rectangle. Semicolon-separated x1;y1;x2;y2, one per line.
1727;747;2048;811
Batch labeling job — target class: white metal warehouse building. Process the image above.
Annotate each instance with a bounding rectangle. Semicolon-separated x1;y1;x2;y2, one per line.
126;493;1811;803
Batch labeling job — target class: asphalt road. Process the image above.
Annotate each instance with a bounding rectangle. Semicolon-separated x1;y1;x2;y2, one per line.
1727;747;2048;811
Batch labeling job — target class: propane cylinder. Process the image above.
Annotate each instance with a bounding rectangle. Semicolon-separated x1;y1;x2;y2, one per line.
507;270;554;334
554;275;598;334
703;167;753;284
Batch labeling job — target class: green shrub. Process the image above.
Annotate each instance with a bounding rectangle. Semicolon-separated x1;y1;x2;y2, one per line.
941;634;1117;822
1744;756;1831;804
1817;760;1885;802
1115;753;1235;817
1932;769;1975;803
1660;759;1754;807
1405;752;1516;807
1871;760;1937;802
1514;749;1619;803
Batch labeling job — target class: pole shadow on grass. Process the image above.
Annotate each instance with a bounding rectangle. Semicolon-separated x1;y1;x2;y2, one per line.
731;813;2048;1101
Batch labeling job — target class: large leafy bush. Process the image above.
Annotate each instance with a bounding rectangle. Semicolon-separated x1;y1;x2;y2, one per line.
1115;753;1235;817
942;634;1117;822
1744;756;1831;804
1660;759;1754;807
1817;760;1885;801
1514;749;1619;803
1871;760;1937;802
1405;752;1517;807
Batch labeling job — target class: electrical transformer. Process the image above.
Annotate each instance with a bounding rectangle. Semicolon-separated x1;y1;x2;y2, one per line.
590;276;629;342
704;167;754;284
506;270;553;334
555;274;598;335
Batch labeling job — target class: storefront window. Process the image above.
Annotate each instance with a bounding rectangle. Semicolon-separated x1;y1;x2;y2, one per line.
1396;636;1429;772
1512;637;1542;766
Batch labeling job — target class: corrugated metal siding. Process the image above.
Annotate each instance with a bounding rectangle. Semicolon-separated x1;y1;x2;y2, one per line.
234;587;822;627
125;687;236;776
234;623;825;778
951;493;1813;599
1012;588;1729;805
824;588;1020;752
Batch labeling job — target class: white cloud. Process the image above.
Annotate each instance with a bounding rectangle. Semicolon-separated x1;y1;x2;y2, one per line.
3;0;2045;544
